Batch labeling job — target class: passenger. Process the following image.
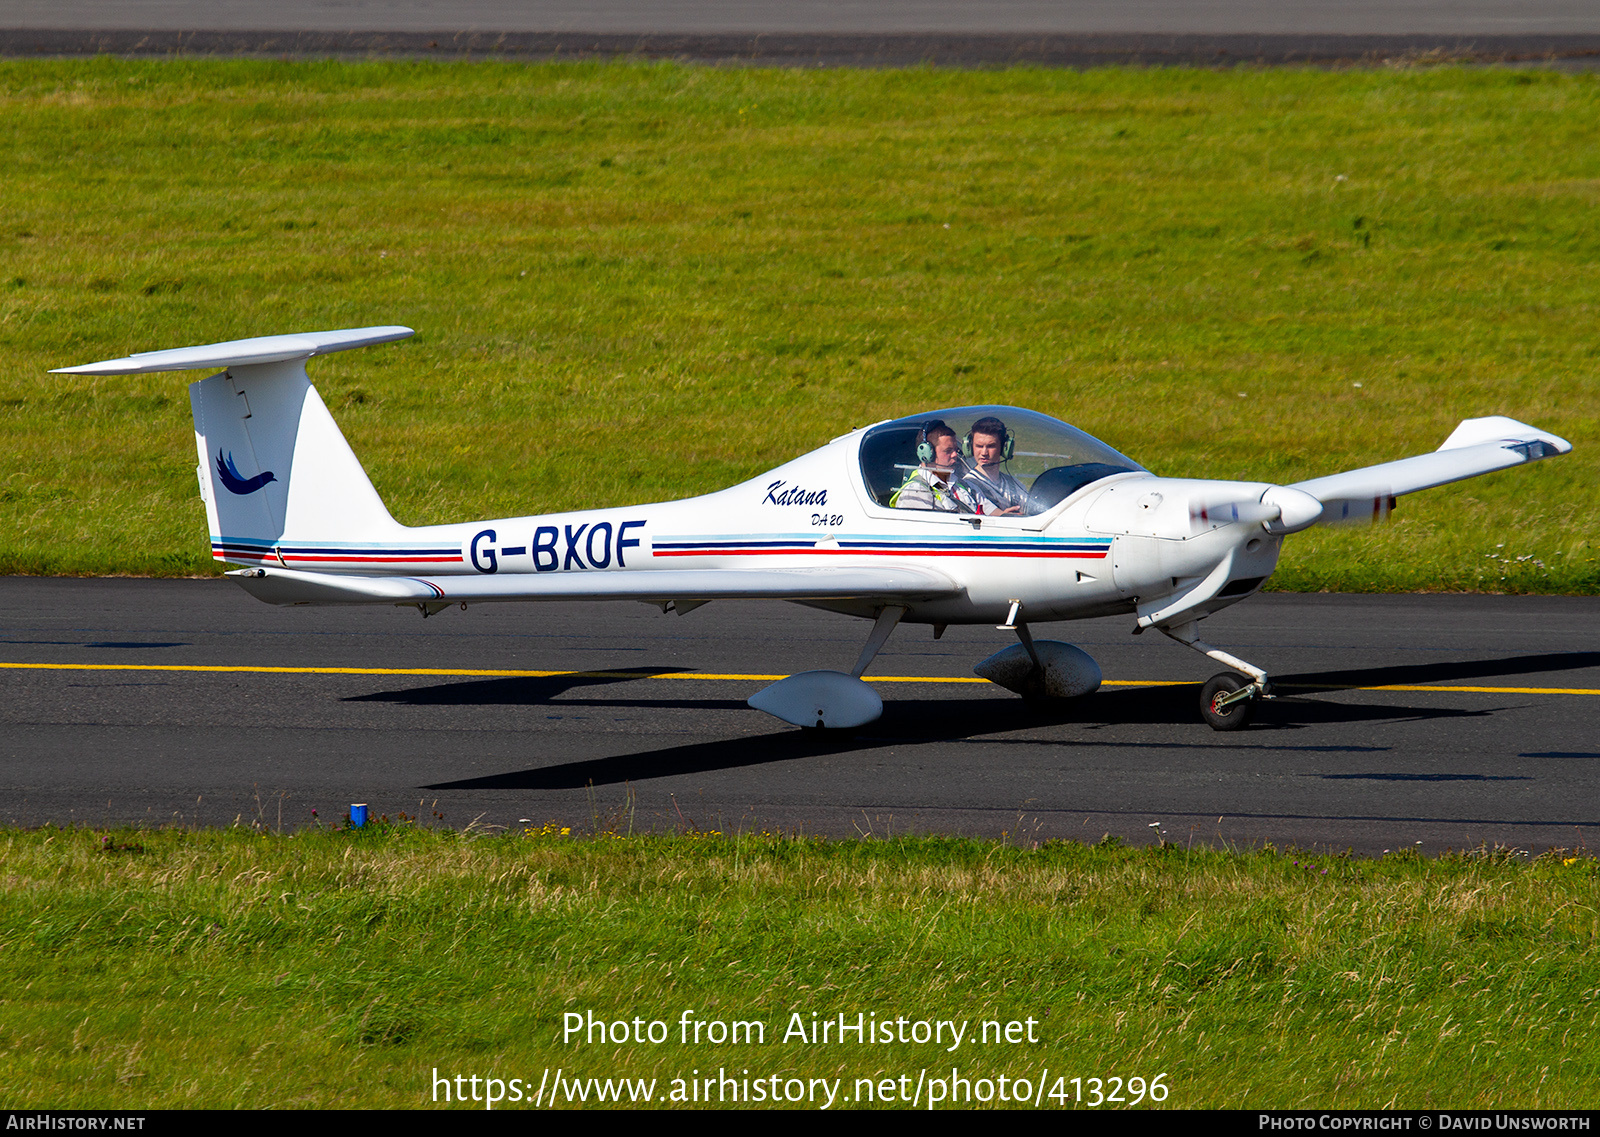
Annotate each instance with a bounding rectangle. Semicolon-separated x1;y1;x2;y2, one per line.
891;420;968;512
957;416;1029;515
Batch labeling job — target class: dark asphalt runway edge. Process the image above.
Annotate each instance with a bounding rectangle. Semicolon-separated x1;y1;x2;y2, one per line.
5;29;1600;67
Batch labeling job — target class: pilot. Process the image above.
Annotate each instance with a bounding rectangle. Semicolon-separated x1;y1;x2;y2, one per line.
891;420;968;512
956;416;1029;515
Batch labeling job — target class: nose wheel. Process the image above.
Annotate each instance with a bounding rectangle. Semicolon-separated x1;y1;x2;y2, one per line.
1158;621;1271;731
1200;672;1258;731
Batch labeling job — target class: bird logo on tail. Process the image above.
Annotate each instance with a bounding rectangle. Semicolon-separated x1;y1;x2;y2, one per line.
216;451;276;495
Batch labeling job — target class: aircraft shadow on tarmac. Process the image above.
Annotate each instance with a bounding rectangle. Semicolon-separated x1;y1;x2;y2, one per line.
368;652;1556;729
419;659;1563;790
1;639;190;649
427;727;883;791
363;650;1600;792
349;667;745;713
1321;772;1532;782
1275;650;1600;691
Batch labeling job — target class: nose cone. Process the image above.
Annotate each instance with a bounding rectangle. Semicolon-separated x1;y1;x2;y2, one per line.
1261;486;1325;534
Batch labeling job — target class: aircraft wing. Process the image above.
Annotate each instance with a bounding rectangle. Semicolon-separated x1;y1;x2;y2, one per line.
1288;416;1571;523
225;564;961;607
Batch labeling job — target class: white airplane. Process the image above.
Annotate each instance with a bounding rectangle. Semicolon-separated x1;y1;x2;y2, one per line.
56;325;1572;732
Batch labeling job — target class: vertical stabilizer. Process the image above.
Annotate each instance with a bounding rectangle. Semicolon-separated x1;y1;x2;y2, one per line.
191;359;402;562
54;325;416;568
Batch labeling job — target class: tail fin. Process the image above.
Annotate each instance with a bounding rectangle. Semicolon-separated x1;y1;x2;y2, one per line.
54;327;413;564
189;358;405;561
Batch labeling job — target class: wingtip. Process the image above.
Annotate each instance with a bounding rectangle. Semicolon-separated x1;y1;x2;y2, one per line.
1439;415;1572;455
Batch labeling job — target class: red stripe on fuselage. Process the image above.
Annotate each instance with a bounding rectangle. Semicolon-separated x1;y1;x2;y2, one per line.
279;555;464;564
211;551;463;564
651;548;1107;559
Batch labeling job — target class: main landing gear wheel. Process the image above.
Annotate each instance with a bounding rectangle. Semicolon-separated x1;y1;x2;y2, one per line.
1200;672;1255;731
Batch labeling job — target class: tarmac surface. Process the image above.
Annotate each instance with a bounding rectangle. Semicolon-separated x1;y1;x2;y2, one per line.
8;1;1600;35
4;576;1598;854
7;6;1596;855
5;1;1600;66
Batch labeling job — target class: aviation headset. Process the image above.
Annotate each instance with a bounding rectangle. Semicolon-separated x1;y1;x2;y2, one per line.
962;418;1015;462
916;419;953;464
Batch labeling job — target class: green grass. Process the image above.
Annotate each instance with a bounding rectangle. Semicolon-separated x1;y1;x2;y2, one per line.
3;825;1598;1108
1;60;1597;589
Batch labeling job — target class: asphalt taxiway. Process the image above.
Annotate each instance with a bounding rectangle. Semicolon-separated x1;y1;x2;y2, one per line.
3;577;1598;853
6;0;1600;67
8;0;1600;35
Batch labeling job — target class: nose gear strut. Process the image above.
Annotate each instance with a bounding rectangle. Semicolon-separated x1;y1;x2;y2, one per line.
1158;620;1272;731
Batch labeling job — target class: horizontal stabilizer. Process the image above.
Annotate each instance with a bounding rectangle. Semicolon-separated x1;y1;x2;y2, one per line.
1289;417;1570;521
227;565;961;607
52;326;414;376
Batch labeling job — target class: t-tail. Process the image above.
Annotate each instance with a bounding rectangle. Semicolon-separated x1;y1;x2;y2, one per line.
54;327;414;567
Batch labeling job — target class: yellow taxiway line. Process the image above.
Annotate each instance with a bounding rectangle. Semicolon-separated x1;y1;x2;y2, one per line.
1;661;1597;696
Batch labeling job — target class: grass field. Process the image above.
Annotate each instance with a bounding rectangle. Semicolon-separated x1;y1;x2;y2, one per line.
1;60;1597;589
3;824;1597;1109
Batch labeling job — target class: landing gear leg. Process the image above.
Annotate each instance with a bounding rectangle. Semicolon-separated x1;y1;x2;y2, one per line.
748;606;907;730
851;605;907;679
1014;622;1043;669
1159;620;1272;731
999;599;1047;675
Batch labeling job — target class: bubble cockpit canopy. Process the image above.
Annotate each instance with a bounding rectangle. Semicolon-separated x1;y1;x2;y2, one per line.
859;407;1145;516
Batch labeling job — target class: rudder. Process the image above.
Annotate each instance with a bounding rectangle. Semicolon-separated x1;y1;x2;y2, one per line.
53;325;415;568
191;360;403;565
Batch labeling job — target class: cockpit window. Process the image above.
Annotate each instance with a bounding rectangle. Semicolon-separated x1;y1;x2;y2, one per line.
859;406;1144;516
